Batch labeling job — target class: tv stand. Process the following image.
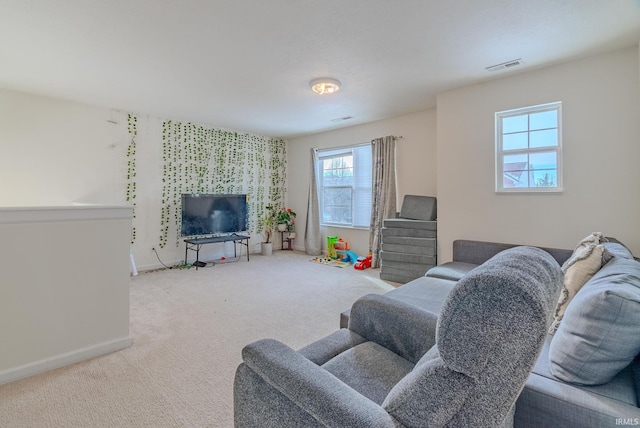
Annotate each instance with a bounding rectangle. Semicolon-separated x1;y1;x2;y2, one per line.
184;233;250;269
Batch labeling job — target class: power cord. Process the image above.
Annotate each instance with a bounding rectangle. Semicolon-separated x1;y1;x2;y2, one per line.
152;247;173;269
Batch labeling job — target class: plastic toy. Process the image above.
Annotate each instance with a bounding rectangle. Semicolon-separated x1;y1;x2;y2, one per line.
341;250;359;264
354;253;372;270
334;239;349;251
327;236;338;259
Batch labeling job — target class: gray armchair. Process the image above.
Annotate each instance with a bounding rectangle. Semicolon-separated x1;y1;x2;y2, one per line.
234;246;563;427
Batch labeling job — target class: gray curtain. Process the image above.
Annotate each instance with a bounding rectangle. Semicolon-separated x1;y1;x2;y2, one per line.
369;136;397;268
305;148;322;255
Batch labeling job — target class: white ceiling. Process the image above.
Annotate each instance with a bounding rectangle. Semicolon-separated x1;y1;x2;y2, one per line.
1;1;639;138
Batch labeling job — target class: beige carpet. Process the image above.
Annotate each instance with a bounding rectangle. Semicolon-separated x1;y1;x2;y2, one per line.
0;251;395;427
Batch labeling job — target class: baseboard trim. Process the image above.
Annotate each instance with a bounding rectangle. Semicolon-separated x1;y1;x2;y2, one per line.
0;336;132;386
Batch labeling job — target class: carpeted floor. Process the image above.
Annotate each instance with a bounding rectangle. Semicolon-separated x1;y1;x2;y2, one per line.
0;250;395;427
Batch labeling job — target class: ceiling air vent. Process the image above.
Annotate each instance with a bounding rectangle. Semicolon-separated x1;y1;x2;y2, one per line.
485;58;523;72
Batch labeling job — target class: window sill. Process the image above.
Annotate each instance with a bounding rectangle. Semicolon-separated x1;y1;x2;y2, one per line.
321;224;370;231
496;187;564;194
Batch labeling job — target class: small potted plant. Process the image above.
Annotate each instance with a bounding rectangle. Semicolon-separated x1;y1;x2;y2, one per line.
276;208;296;232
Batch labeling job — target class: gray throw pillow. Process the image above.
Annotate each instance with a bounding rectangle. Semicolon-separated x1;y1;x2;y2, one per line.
549;243;640;385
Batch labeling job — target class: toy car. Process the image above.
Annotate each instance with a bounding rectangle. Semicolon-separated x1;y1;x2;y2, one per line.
354;254;372;270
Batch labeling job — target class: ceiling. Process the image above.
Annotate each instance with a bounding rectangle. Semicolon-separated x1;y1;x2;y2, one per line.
1;1;639;139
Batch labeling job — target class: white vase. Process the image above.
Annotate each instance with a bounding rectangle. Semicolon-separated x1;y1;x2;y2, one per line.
288;232;296;239
261;242;273;256
277;223;287;232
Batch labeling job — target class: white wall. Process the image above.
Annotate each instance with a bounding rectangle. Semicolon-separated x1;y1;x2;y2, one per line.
0;90;165;268
287;110;437;257
437;46;640;262
0;205;132;384
0;89;125;206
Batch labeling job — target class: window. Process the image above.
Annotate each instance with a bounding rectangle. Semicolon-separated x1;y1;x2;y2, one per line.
317;144;372;228
495;102;562;193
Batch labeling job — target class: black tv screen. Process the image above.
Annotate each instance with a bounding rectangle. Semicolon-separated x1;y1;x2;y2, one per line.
181;194;248;237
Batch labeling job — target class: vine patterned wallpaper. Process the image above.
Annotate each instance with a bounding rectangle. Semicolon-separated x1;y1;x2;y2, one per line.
125;113;287;248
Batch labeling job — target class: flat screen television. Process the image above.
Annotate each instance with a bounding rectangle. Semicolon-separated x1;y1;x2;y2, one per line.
181;193;248;237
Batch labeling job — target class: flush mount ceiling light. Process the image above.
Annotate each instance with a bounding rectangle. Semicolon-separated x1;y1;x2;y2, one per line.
310;78;341;95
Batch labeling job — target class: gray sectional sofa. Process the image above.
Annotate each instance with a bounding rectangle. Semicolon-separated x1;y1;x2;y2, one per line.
342;239;640;427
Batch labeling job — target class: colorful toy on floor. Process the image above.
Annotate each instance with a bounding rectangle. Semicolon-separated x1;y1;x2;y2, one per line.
310;256;351;268
334;238;349;251
320;236;360;266
354;253;372;270
340;250;359;264
327;236;338;259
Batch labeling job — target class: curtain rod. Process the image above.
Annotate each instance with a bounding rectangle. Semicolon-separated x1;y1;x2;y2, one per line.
371;135;403;143
373;135;403;140
314;142;370;152
314;136;403;152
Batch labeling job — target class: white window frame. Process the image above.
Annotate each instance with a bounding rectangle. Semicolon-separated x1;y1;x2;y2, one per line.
495;102;563;193
317;143;372;229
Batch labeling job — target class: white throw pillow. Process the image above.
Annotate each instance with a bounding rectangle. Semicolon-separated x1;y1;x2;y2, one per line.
549;243;610;334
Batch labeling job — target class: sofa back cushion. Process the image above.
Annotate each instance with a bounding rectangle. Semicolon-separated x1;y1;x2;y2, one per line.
549;243;640;385
452;240;572;266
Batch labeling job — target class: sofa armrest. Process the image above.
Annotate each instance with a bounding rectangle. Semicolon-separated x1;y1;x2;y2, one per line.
241;338;399;427
349;294;438;364
298;328;367;365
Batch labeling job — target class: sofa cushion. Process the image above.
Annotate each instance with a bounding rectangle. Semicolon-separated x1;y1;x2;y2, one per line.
549;243;640;385
533;337;638;406
518;363;640;427
451;239;572;266
322;341;414;405
548;243;610;334
425;261;478;281
383;218;437;231
384;276;456;315
522;335;640;426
